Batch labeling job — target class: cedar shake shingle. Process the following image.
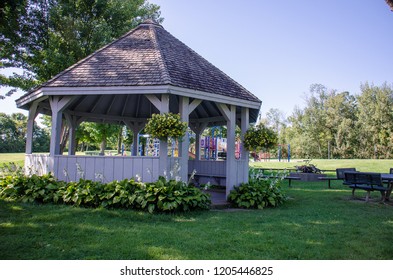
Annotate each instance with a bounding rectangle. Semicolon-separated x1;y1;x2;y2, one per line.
41;20;260;103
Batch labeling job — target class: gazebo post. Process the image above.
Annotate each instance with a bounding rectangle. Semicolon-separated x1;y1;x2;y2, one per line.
179;97;190;182
64;114;83;155
190;122;208;161
241;107;250;183
146;94;169;176
218;103;237;197
49;96;74;156
124;121;146;156
25;101;39;154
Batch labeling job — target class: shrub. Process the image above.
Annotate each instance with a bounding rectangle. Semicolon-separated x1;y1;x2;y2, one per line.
228;176;287;209
142;177;211;213
0;173;65;203
0;174;211;213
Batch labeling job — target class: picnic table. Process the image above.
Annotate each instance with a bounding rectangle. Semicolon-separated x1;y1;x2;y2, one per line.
318;168;356;188
381;173;393;201
343;171;392;202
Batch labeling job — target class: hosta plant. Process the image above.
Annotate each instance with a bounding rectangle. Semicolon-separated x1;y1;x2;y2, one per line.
228;176;287;209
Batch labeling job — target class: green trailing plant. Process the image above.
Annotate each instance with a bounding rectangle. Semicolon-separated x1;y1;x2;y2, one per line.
243;123;278;151
144;113;188;140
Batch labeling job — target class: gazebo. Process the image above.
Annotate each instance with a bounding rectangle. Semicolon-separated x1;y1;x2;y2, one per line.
16;20;262;198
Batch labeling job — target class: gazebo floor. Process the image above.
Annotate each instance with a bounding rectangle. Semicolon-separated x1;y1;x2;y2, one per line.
203;189;230;209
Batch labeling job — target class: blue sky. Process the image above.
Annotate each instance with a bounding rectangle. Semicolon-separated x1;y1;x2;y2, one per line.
2;0;393;118
149;0;393;117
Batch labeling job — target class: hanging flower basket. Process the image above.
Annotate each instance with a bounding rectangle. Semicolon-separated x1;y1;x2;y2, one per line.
145;113;188;140
243;123;277;151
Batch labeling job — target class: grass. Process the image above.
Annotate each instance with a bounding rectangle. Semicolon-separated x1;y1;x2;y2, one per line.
251;159;393;173
0;153;24;166
1;179;393;260
1;155;393;260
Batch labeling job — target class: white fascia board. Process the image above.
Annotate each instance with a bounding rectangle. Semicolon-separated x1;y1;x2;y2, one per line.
41;85;171;95
16;84;262;110
168;86;262;110
16;85;170;108
15;89;45;108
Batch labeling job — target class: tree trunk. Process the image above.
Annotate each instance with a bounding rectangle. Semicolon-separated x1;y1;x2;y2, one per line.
99;138;106;156
117;126;122;154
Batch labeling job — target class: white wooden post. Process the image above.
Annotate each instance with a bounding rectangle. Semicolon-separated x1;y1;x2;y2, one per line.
25;101;39;154
190;122;208;161
179;97;190;182
241;107;250;183
64;114;83;155
179;97;201;182
124;121;146;156
218;103;237;197
49;96;74;156
146;94;169;176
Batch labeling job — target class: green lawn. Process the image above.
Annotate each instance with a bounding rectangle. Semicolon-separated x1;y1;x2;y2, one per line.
1;179;393;260
251;159;393;173
1;155;393;260
0;153;25;166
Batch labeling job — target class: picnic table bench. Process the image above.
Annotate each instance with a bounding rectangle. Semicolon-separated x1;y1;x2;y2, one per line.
318;168;356;188
343;171;389;202
260;175;300;187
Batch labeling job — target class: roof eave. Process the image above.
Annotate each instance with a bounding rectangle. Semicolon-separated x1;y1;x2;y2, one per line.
16;84;261;111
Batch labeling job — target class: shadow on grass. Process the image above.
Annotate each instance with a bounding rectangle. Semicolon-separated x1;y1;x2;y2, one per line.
1;191;393;260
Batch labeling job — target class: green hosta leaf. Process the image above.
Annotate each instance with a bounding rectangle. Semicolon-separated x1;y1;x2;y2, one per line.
148;204;155;214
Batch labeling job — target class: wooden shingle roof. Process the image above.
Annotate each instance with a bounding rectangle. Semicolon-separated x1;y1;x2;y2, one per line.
39;20;260;103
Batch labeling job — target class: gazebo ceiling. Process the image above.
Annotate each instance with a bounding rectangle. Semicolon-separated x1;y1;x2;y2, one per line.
16;19;262;124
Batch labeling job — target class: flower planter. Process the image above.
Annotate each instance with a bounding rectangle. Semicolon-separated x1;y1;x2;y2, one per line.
289;172;326;182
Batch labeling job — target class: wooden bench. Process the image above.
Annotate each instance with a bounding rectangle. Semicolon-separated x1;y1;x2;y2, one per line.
189;173;226;187
319;168;356;188
343;171;388;202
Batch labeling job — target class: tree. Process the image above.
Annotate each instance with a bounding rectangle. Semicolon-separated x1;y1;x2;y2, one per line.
387;0;393;11
0;112;49;152
324;91;357;158
0;0;163;98
356;83;393;158
84;122;122;155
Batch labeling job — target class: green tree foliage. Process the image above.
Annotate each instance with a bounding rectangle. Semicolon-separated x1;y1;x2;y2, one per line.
83;122;122;155
0;0;162;98
386;0;393;11
0;113;49;152
280;83;393;159
356;83;393;158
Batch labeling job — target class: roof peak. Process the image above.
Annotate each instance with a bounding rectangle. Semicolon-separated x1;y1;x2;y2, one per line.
139;19;163;28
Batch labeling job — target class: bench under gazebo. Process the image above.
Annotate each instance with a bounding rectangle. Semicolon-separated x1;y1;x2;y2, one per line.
16;20;262;198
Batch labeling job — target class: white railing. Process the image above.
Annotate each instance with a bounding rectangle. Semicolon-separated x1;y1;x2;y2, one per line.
24;155;248;186
25;154;160;183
